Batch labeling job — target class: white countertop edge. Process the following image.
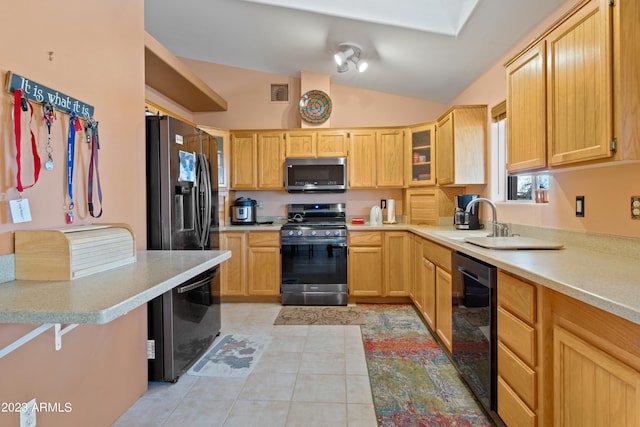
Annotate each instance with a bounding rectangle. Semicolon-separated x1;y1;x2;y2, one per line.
0;250;231;325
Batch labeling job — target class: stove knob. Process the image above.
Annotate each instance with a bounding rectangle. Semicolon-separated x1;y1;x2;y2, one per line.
288;230;294;236
297;230;303;236
334;230;341;236
311;230;317;236
325;230;331;236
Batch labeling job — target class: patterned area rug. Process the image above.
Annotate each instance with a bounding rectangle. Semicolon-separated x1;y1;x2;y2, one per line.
187;334;271;378
360;304;495;427
273;305;365;325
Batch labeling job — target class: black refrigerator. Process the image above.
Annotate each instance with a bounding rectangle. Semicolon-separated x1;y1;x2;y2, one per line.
145;115;221;382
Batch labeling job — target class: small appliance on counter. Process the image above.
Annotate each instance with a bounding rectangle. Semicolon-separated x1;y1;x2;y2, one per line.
454;194;483;230
370;205;383;225
231;197;257;225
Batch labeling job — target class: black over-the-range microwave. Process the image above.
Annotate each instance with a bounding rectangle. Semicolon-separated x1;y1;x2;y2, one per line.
285;157;347;193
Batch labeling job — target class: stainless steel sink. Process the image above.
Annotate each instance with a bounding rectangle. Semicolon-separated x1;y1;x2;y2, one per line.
464;236;564;250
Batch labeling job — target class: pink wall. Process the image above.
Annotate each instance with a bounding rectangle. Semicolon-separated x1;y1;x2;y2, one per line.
182;58;446;129
0;1;148;425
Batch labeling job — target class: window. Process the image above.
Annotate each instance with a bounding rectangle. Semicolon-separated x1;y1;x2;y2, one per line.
491;101;549;202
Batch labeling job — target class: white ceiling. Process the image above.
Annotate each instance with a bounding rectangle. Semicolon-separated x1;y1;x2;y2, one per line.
144;0;566;103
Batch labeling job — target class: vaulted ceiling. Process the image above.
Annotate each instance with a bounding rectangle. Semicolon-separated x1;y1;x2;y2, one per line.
145;0;567;103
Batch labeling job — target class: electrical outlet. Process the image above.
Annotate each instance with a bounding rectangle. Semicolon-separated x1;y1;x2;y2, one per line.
20;398;36;427
257;200;264;209
380;199;387;209
576;196;585;217
632;196;640;220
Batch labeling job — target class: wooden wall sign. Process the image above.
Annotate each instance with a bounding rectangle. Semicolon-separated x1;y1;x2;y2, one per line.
5;71;95;118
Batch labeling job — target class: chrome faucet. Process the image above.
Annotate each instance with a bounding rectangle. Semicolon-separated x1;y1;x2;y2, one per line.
465;197;509;237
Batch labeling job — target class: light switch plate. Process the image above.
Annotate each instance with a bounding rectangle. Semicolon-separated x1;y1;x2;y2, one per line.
576;196;585;217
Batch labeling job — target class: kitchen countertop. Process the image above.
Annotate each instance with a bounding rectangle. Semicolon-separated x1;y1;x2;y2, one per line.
0;250;231;325
223;222;640;325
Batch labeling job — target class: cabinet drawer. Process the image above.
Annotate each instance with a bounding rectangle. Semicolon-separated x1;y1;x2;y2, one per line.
248;231;279;247
498;271;536;324
498;307;536;367
422;240;451;271
349;231;383;246
498;376;537;427
498;341;537;409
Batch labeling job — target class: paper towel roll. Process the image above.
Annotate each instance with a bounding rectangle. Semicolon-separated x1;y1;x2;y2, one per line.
387;199;396;223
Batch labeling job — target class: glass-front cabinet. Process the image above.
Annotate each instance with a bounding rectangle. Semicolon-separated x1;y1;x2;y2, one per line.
408;123;435;186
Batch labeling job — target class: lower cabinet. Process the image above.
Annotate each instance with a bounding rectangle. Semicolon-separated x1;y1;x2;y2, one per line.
410;236;452;353
220;231;280;297
497;271;539;427
497;269;640;427
348;230;410;298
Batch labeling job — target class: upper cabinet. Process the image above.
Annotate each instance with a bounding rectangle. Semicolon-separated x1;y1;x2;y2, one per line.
377;129;405;188
348;128;405;189
284;130;348;158
436;106;487;186
200;126;230;189
230;131;284;190
506;43;547;173
144;32;227;112
348;130;378;188
408;123;436;186
505;0;640;172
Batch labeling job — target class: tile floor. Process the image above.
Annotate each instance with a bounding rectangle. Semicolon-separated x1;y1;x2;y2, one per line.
114;303;377;427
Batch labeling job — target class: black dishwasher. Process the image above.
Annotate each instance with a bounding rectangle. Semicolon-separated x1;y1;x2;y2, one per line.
451;251;498;419
147;267;220;382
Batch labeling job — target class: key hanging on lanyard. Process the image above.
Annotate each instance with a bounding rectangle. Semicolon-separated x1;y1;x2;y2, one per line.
43;102;56;170
86;118;103;218
66;112;82;224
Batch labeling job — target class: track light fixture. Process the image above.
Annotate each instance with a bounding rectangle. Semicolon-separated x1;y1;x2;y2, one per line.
334;43;368;73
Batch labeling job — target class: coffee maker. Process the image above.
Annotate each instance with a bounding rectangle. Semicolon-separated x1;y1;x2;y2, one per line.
454;194;482;230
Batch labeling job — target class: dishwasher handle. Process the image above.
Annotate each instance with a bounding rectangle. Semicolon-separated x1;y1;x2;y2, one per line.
177;267;219;294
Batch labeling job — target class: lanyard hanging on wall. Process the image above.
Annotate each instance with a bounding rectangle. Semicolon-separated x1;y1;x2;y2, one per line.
86;118;103;218
66;112;82;224
13;89;41;194
43;102;56;170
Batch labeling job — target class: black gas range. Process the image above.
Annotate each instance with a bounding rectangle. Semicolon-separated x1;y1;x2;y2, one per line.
280;203;348;305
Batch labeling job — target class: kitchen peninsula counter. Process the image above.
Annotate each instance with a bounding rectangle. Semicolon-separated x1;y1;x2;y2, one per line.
0;250;231;324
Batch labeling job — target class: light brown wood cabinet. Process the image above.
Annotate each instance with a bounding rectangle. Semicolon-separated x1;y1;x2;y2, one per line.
496;268;640;427
348;231;383;296
403;187;463;225
384;231;410;296
247;231;281;296
220;231;280;297
409;236;452;352
347;128;405;189
407;123;436;186
348;130;377;188
544;288;640;427
377;129;405;188
505;42;547;173
348;230;411;298
284;130;348;158
220;231;247;296
230;132;257;189
230;131;284;190
497;271;540;427
435;105;487;186
505;0;640;172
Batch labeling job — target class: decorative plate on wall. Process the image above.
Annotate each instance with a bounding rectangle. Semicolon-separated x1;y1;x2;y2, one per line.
298;90;332;124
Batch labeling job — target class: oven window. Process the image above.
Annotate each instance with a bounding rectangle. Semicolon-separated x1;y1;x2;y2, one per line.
281;243;347;285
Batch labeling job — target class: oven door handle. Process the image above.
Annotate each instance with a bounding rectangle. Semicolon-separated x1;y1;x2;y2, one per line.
281;241;347;246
